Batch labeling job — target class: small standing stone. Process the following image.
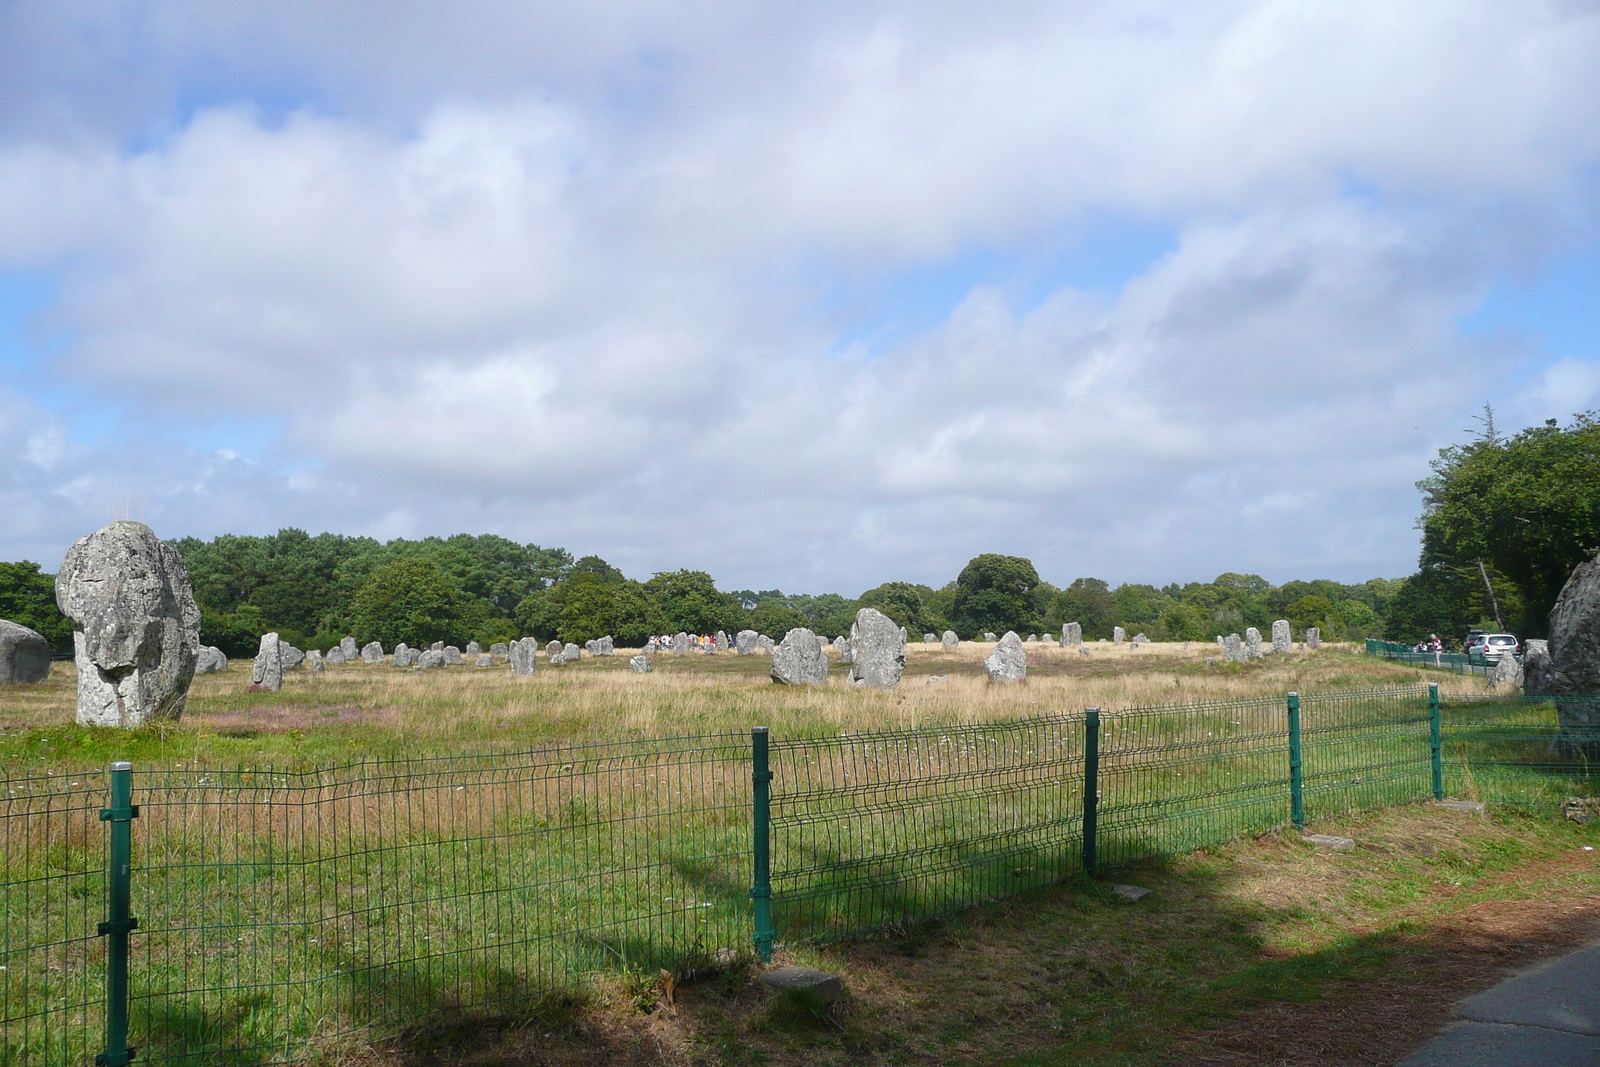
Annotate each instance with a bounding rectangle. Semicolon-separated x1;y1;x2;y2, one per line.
1489;652;1524;693
394;642;411;665
736;630;759;655
984;631;1027;682
545;640;562;656
549;652;567;665
308;649;324;673
597;636;614;656
673;633;690;656
629;654;653;673
326;646;347;665
361;640;384;664
563;642;581;662
1224;634;1244;662
509;638;537;676
466;641;482;656
0;620;51;684
251;633;284;692
193;645;228;675
771;628;828;685
923;633;937;643
848;608;905;690
756;634;775;653
430;641;444;652
490;642;510;659
443;645;463;665
714;630;728;653
281;644;305;670
1062;622;1082;647
417;649;445;669
1271;620;1291;654
983;632;998;642
1245;627;1263;658
1113;627;1126;644
340;636;358;660
1130;633;1148;646
942;630;958;648
835;636;853;664
476;654;493;667
1306;627;1322;649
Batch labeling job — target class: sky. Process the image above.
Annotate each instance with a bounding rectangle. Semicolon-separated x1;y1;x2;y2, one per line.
1;1;1597;595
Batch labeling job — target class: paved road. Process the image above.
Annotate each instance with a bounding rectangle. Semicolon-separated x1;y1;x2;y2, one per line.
1398;942;1600;1066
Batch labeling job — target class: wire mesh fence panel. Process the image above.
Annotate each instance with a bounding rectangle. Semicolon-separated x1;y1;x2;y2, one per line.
1096;698;1292;867
0;770;108;1067
1365;639;1489;676
1440;693;1600;807
1298;687;1434;818
769;715;1087;943
120;736;749;1065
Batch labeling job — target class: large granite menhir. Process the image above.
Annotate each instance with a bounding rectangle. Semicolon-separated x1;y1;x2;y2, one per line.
1531;552;1600;756
771;628;828;685
985;631;1027;682
0;620;52;684
56;521;201;727
848;608;904;689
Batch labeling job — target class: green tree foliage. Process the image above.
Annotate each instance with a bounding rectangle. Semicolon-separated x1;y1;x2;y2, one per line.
749;601;811;639
0;561;72;651
857;581;938;635
643;570;745;635
1416;410;1600;636
950;554;1040;638
1052;578;1116;640
348;558;480;649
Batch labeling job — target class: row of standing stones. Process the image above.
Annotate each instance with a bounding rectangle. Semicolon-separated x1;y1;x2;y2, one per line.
17;520;1600;728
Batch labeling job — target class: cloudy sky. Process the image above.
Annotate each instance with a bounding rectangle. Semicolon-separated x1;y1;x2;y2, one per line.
1;1;1597;593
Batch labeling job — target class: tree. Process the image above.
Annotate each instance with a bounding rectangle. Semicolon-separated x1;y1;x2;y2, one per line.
348;558;475;649
750;601;811;639
950;554;1040;638
0;561;72;651
1417;411;1600;636
856;581;932;634
1053;578;1116;640
643;570;744;635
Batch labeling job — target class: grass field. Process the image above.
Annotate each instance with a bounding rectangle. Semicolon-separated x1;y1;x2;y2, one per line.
0;643;1524;1066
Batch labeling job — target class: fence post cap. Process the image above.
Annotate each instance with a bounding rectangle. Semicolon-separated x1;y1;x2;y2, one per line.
109;761;132;771
1287;691;1298;698
751;726;769;736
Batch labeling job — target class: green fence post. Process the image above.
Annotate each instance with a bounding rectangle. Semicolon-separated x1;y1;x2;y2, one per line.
98;761;138;1067
1429;683;1443;801
1083;709;1100;877
1287;693;1304;832
750;728;774;963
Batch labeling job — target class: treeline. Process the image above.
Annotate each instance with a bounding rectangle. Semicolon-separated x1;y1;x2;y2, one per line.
1385;410;1600;644
0;533;1402;657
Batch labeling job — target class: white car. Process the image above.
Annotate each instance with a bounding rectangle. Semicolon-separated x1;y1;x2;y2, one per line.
1465;633;1518;662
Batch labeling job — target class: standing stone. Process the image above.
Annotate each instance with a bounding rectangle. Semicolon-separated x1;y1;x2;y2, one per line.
466;641;482;656
251;633;284;692
585;639;598;655
941;630;958;649
361;640;384;664
736;630;759;655
340;636;358;660
1530;554;1600;755
414;648;443;668
984;631;1027;682
1245;627;1263;658
394;642;410;664
1306;627;1322;649
1130;633;1148;646
326;646;347;665
1113;627;1126;644
429;641;443;652
279;644;305;670
562;642;581;662
714;631;728;653
490;642;510;659
1062;622;1082;647
1216;635;1226;647
545;640;562;656
1224;634;1244;662
597;636;614;656
835;636;853;665
0;620;51;684
756;634;775;653
509;638;537;676
55;521;201;727
1271;620;1291;654
924;633;937;643
549;652;567;665
444;646;463;665
848;608;906;690
629;654;653;673
193;645;228;675
308;649;325;673
771;628;828;685
672;633;690;656
476;654;493;667
983;632;998;643
1524;639;1553;695
1488;652;1524;693
1027;634;1039;643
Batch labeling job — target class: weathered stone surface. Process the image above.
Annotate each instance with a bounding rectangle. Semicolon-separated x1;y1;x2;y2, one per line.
835;635;853;665
443;645;463;665
1489;652;1524;694
545;640;562;656
563;642;581;662
629;654;653;673
55;521;201;726
1302;834;1355;851
1062;622;1081;647
326;646;347;665
414;649;444;668
736;630;758;655
0;620;51;684
1111;884;1151;902
430;641;444;652
466;641;482;656
714;630;728;653
848;608;905;690
1027;634;1039;643
280;644;305;670
1443;799;1487;814
1535;557;1600;756
585;639;597;655
756;634;775;653
1224;634;1244;662
476;654;493;667
923;633;937;643
1271;620;1291;654
490;642;510;659
308;649;324;672
1245;627;1263;658
984;631;1027;682
1130;633;1148;646
193;645;228;675
509;638;537;676
771;628;828;685
942;630;958;648
758;965;844;1003
673;632;690;656
341;637;358;660
983;632;998;643
1113;627;1126;644
1306;627;1322;649
361;641;384;664
549;652;567;665
251;632;284;692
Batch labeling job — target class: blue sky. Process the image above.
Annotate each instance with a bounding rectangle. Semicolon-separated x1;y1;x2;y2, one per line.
0;1;1597;593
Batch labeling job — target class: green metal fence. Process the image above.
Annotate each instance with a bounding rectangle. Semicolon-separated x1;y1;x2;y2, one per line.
1366;638;1495;675
5;686;1600;1065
